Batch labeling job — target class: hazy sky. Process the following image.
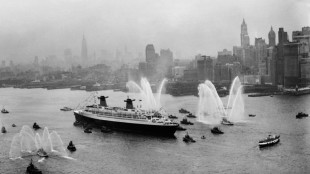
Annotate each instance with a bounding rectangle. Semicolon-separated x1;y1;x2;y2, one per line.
0;0;309;62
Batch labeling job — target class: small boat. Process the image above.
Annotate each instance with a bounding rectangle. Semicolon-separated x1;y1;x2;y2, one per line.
221;118;233;126
180;118;194;125
26;159;42;174
211;127;224;134
67;141;76;152
33;123;41;130
259;134;280;147
60;107;73;111
176;126;186;131
296;112;308;119
101;126;112;133
270;95;273;97
84;128;92;133
1;108;9;114
12;124;16;127
183;133;196;143
168;115;178;119
179;108;190;114
1;126;7;133
249;114;256;117
186;113;196;118
37;148;48;157
201;135;206;139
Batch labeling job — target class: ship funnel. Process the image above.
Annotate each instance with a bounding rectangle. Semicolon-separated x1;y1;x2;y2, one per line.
124;97;135;109
98;96;109;107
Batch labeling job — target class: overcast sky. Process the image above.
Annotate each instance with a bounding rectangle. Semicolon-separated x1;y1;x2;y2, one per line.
0;0;309;62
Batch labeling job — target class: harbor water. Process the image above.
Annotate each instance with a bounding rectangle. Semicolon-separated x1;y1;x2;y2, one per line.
0;88;309;174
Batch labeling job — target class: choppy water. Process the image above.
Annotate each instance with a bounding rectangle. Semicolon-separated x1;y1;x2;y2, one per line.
0;88;309;174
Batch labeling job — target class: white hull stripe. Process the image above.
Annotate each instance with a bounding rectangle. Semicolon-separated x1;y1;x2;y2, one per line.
74;110;176;126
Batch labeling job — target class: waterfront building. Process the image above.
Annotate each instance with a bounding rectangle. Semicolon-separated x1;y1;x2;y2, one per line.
172;66;186;79
197;55;214;82
283;42;300;87
183;69;198;82
218;49;232;56
145;44;157;64
274;28;289;86
217;49;237;64
255;38;268;76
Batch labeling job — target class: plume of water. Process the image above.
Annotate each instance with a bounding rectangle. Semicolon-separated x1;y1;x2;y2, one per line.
197;83;224;125
9;134;22;159
42;127;52;153
9;126;68;159
126;78;166;110
228;86;245;122
197;77;245;125
20;132;37;153
227;77;242;109
50;131;67;156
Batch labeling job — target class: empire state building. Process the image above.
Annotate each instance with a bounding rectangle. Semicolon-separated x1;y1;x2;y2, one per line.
81;34;88;60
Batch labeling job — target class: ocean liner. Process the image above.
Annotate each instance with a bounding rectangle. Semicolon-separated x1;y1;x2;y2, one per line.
74;96;179;136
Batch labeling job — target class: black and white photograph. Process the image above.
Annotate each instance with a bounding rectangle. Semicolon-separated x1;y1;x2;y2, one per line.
0;0;309;173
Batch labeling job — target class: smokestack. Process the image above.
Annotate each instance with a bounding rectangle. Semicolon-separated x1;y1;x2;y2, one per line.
98;96;109;107
124;97;135;109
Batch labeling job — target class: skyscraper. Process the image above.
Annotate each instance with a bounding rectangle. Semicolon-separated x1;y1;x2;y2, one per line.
81;34;88;60
145;44;156;64
268;27;276;46
241;19;250;47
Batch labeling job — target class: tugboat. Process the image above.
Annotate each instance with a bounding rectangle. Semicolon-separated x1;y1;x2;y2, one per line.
296;112;308;119
60;107;73;111
37;148;48;157
183;132;196;143
249;114;256;117
67;141;76;152
74;96;179;136
1;126;7;133
168;115;178;119
221;117;233;126
176;125;186;131
101;126;112;133
259;134;280;147
186;113;196;118
1;108;9;114
211;127;224;134
26;159;42;174
179;108;190;114
180;118;194;125
33;123;41;130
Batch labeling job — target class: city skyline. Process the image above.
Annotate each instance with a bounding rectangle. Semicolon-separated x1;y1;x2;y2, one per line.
0;0;308;63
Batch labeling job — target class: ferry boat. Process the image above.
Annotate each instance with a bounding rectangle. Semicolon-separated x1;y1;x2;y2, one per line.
73;96;179;136
259;134;280;147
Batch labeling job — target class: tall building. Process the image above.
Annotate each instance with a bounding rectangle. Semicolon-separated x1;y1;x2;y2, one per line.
292;27;310;86
145;44;156;64
275;28;289;86
268;27;276;46
241;19;250;48
255;38;268;75
81;34;88;60
197;56;214;81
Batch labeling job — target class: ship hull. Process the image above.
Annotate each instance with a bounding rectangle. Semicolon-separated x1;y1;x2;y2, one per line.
74;112;178;136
